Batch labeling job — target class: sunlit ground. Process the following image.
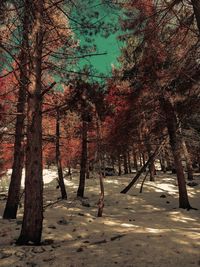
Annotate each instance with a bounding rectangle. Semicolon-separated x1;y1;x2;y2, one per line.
0;170;200;267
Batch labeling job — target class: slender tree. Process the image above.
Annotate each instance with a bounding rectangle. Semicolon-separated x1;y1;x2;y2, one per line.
56;109;67;199
16;0;44;244
3;1;29;219
77;110;89;198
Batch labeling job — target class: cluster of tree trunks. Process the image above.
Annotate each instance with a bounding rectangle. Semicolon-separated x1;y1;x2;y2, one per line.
1;0;200;246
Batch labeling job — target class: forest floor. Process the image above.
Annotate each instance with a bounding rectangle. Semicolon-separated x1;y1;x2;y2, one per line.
0;169;200;267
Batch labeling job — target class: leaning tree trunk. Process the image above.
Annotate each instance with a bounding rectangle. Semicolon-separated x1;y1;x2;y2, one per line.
56;109;67;199
160;96;191;209
3;1;28;220
77;120;88;198
121;144;163;194
16;0;44;245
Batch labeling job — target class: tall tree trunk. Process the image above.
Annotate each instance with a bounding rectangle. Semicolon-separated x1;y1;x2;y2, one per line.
3;1;28;220
181;138;193;181
16;0;44;245
56;109;67;199
160;97;191;209
77;120;88;198
96;118;104;217
192;0;200;33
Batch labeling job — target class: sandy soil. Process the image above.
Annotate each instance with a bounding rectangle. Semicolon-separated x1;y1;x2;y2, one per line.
0;170;200;267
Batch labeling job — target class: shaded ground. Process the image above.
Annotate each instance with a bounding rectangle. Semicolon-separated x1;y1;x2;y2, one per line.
0;171;200;267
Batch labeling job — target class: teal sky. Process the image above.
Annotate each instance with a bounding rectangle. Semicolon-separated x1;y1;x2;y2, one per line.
78;33;122;74
79;35;121;73
71;1;123;76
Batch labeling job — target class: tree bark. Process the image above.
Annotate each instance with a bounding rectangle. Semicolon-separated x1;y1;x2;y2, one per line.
145;142;156;181
118;154;121;176
127;150;132;173
142;153;146;166
160;96;191;209
77;120;88;198
16;0;44;245
159;152;167;173
96;118;104;217
181;138;193;181
139;153;143;167
56;109;67;199
97;171;104;217
3;4;28;219
123;152;129;174
86;161;90;179
165;147;173;172
191;0;200;34
133;151;138;172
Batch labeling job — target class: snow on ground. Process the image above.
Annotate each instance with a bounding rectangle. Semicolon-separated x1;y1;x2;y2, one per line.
0;170;200;267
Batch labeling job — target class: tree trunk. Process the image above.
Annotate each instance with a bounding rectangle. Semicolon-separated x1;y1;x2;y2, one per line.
146;142;156;181
111;157;115;171
159;152;167;173
133;151;138;172
142;153;146;166
68;166;72;180
123;152;129;174
97;171;104;217
3;0;29;220
198;154;200;172
86;160;90;179
165;147;173;172
181;138;193;181
149;161;156;181
16;0;44;245
118;154;121;176
121;144;162;194
192;0;200;33
56;110;67;199
96;117;104;217
160;97;191;209
127;150;132;173
139;153;143;167
77;120;88;198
